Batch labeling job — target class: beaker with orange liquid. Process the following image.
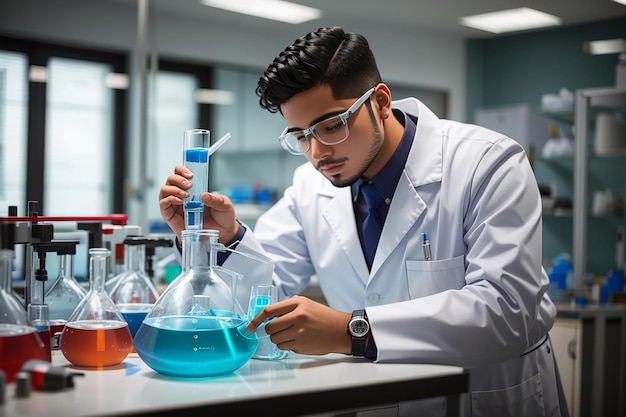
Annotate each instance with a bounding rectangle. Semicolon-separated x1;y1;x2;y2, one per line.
60;248;132;367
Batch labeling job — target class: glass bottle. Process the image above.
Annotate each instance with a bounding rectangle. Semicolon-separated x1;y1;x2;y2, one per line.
60;248;132;367
0;248;48;383
45;243;87;341
133;229;258;377
108;236;159;338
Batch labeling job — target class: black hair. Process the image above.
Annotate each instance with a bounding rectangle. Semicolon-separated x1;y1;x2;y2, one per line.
256;26;382;113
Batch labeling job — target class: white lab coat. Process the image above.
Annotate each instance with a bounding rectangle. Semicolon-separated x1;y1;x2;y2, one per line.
230;97;566;417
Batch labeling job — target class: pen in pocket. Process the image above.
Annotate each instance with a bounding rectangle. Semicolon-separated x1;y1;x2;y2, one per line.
422;233;432;261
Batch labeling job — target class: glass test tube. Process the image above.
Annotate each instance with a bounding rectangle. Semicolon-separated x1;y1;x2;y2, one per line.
183;129;210;230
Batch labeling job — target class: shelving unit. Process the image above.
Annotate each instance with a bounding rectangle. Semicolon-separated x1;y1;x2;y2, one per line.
550;303;626;417
542;87;626;417
534;112;576;273
572;87;626;288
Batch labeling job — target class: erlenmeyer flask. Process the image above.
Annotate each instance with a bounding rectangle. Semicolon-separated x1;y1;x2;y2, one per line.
133;229;258;377
0;248;48;383
60;248;132;367
108;236;159;338
45;243;87;341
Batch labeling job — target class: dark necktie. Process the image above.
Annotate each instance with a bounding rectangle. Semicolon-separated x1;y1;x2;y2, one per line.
360;182;383;270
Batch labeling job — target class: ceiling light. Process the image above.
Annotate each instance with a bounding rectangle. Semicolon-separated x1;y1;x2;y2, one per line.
200;0;322;24
195;89;236;105
612;0;626;5
29;65;48;83
105;73;129;89
583;38;626;55
460;7;561;34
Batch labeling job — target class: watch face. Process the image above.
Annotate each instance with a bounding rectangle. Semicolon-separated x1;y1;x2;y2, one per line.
349;318;369;337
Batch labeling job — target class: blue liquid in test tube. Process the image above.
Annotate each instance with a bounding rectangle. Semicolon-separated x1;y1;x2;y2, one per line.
251;295;271;317
184;147;209;230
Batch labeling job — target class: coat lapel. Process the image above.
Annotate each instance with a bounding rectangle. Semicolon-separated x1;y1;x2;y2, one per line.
321;184;370;281
370;172;426;276
370;98;443;278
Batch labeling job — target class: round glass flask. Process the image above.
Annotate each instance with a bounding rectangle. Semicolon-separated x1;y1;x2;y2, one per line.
0;248;48;383
60;248;133;367
45;242;87;340
133;229;258;377
108;236;159;338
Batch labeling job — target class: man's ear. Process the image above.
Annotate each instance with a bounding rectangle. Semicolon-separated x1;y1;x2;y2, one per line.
374;83;392;120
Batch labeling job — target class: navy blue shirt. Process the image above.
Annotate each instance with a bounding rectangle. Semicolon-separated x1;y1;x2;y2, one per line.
350;109;416;360
351;109;416;247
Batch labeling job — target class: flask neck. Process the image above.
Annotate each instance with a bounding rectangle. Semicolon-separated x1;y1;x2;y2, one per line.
124;244;146;273
58;253;75;281
181;230;220;270
88;250;110;293
0;249;14;290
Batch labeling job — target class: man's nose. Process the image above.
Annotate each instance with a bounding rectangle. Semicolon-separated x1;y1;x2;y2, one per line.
308;134;332;159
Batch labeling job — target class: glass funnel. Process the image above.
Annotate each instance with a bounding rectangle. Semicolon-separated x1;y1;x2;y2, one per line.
108;236;159;338
133;229;258;377
60;248;133;367
45;243;87;340
0;248;48;383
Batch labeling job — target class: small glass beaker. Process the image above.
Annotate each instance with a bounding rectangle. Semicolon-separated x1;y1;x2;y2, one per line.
27;304;52;361
60;248;133;367
248;285;288;360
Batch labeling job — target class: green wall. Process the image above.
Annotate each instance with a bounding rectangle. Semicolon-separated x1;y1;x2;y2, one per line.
466;17;626;121
466;17;626;280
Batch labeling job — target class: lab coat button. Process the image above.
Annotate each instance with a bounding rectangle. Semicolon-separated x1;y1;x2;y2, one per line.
367;293;380;304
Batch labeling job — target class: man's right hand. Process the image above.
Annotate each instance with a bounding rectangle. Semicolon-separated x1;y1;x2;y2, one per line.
159;164;239;244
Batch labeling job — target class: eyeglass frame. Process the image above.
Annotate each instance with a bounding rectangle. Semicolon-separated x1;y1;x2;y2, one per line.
278;87;376;155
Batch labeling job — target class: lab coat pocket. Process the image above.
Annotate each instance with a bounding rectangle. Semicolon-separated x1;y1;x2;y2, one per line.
470;373;545;417
405;255;465;299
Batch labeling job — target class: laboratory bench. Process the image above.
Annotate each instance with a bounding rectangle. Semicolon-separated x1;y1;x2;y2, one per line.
1;351;468;417
550;302;626;417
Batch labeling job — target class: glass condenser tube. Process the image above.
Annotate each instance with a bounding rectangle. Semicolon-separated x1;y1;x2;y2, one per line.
183;129;210;230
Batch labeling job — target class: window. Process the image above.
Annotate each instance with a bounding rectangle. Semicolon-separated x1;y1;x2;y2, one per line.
0;36;128;218
0;36;127;282
44;57;115;215
146;70;200;231
0;51;28;215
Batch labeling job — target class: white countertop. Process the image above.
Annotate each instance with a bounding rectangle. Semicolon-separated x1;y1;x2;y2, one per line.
2;351;467;417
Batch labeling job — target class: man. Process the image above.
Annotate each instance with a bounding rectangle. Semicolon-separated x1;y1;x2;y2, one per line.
159;26;567;416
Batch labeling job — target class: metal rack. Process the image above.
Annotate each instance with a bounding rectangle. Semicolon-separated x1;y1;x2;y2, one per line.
572;87;626;288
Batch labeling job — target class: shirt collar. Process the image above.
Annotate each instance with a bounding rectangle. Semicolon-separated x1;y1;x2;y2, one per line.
352;109;416;204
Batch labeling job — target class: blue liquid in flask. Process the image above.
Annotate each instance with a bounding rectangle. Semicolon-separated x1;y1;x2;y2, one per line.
118;305;152;338
184;148;209;230
134;315;258;377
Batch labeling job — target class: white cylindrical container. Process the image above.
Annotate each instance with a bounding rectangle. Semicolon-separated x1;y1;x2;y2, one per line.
594;112;626;156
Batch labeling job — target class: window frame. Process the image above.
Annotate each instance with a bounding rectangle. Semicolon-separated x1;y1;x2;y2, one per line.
0;35;128;215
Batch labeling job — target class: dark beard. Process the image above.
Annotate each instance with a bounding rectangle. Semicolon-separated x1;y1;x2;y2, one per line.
327;116;383;188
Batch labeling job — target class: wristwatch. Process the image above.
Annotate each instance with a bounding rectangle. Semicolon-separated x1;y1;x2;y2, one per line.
347;309;370;356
